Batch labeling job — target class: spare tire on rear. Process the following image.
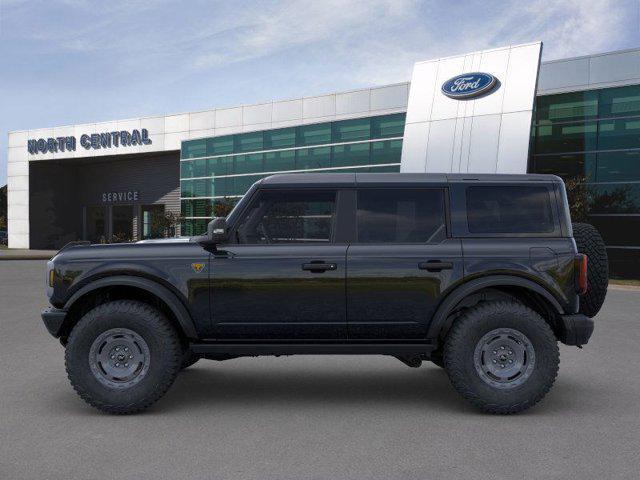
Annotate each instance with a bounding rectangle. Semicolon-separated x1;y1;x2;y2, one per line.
572;222;608;317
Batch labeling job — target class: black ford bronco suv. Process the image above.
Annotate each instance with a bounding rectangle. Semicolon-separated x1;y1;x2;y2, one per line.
42;173;608;414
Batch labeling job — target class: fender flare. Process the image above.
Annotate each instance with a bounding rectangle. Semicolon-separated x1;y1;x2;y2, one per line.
426;275;565;339
64;275;198;339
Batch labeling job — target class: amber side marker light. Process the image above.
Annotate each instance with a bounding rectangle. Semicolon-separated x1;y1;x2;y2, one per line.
575;254;588;295
48;269;55;287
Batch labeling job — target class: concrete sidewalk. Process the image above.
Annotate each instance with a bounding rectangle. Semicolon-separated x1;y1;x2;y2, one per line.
0;249;57;260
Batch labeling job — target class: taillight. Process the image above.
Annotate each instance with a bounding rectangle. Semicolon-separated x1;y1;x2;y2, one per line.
575;254;588;294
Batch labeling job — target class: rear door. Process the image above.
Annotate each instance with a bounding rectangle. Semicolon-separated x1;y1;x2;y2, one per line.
346;187;463;339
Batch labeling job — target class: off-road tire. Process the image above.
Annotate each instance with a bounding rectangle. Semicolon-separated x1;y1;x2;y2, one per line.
430;351;444;368
443;301;559;414
65;300;182;414
181;350;200;370
572;222;608;318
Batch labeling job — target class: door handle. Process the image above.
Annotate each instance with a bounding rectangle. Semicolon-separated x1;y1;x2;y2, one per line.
302;262;337;272
418;260;453;272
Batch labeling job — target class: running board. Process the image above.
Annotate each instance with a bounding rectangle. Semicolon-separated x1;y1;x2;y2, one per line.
190;342;436;356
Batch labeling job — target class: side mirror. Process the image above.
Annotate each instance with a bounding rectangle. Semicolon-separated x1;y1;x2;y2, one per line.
208;217;228;244
191;217;227;246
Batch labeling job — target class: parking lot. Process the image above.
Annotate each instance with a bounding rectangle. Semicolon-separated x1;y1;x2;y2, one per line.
1;260;639;479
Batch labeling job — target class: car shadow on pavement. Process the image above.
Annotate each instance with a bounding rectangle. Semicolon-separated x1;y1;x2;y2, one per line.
157;363;468;413
48;361;606;417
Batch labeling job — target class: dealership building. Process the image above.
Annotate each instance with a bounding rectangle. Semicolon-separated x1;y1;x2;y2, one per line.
6;43;640;277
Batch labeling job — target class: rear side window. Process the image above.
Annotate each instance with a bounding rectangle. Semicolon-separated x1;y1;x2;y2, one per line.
357;189;446;243
466;186;554;234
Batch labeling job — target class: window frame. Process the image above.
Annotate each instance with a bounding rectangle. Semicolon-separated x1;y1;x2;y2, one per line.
351;186;450;245
228;187;342;246
450;183;561;238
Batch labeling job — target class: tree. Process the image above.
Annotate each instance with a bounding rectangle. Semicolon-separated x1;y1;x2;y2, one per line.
213;197;236;217
149;210;182;238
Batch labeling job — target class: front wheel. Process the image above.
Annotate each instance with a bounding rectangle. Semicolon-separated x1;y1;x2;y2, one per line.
443;301;559;414
65;300;182;414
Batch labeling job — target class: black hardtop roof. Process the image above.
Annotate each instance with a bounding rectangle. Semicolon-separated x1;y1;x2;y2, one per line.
259;172;562;188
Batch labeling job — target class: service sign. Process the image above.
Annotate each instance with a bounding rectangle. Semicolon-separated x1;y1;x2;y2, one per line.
27;129;152;155
441;72;497;99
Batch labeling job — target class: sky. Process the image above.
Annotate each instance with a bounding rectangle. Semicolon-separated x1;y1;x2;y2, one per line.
1;0;639;186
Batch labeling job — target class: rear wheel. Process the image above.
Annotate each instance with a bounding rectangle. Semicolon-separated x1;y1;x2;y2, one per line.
572;222;608;317
65;300;182;414
443;301;559;414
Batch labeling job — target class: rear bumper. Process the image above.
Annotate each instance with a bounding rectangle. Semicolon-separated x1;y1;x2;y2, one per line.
41;307;67;338
558;313;594;346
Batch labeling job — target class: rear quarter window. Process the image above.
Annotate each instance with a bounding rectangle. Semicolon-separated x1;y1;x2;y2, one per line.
466;186;555;234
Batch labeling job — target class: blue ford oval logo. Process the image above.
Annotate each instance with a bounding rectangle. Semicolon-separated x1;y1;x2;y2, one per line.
441;72;497;99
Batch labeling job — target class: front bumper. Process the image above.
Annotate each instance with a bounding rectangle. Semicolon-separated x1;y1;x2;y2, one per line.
558;313;594;346
41;307;67;338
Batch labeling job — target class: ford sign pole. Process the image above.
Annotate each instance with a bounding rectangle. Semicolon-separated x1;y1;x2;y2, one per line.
441;72;497;99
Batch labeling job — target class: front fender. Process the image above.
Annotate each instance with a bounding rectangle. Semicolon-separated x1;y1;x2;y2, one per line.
64;275;198;339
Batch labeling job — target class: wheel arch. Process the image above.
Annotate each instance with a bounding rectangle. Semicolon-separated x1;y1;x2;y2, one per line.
60;275;198;342
427;275;565;341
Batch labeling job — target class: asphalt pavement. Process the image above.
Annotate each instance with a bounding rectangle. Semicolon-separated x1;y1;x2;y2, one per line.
1;260;639;479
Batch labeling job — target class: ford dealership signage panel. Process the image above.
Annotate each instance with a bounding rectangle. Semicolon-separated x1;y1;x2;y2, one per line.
400;42;542;175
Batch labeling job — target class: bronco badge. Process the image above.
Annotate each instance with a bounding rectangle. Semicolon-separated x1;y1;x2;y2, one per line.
191;262;206;273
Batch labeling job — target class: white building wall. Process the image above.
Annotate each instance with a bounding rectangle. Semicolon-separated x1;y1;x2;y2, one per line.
400;42;542;175
7;84;408;248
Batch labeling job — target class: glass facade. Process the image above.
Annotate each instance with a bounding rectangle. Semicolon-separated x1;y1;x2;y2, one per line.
529;84;640;278
180;113;405;236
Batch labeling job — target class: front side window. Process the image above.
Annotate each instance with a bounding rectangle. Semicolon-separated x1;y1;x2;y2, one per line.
356;189;446;243
466;186;554;234
236;190;336;244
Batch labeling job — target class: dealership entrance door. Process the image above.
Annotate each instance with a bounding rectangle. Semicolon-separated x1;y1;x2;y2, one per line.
83;204;135;243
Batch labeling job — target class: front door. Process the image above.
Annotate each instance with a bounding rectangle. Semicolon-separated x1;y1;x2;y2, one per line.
211;189;347;340
346;187;464;339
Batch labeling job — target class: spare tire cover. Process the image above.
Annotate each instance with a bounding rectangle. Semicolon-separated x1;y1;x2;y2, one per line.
572;222;609;317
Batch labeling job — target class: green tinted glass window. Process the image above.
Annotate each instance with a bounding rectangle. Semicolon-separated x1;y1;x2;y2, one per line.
332;143;370;167
234;153;264;174
599;85;640;118
530;153;596;180
182;219;209;236
264;150;295;172
192;179;211;197
234;132;263;153
535;91;598;124
296;147;331;170
264;128;296;149
212;177;231;197
596;151;640;182
332;118;370;142
367;164;401;173
181;139;206;159
208;156;233;176
598;119;640;150
206;136;234;156
297;123;331;146
181;199;214;218
180;180;194;198
180;161;192;179
371;139;402;164
233;174;265;195
589;183;640;214
371;113;406;139
533;121;598;154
